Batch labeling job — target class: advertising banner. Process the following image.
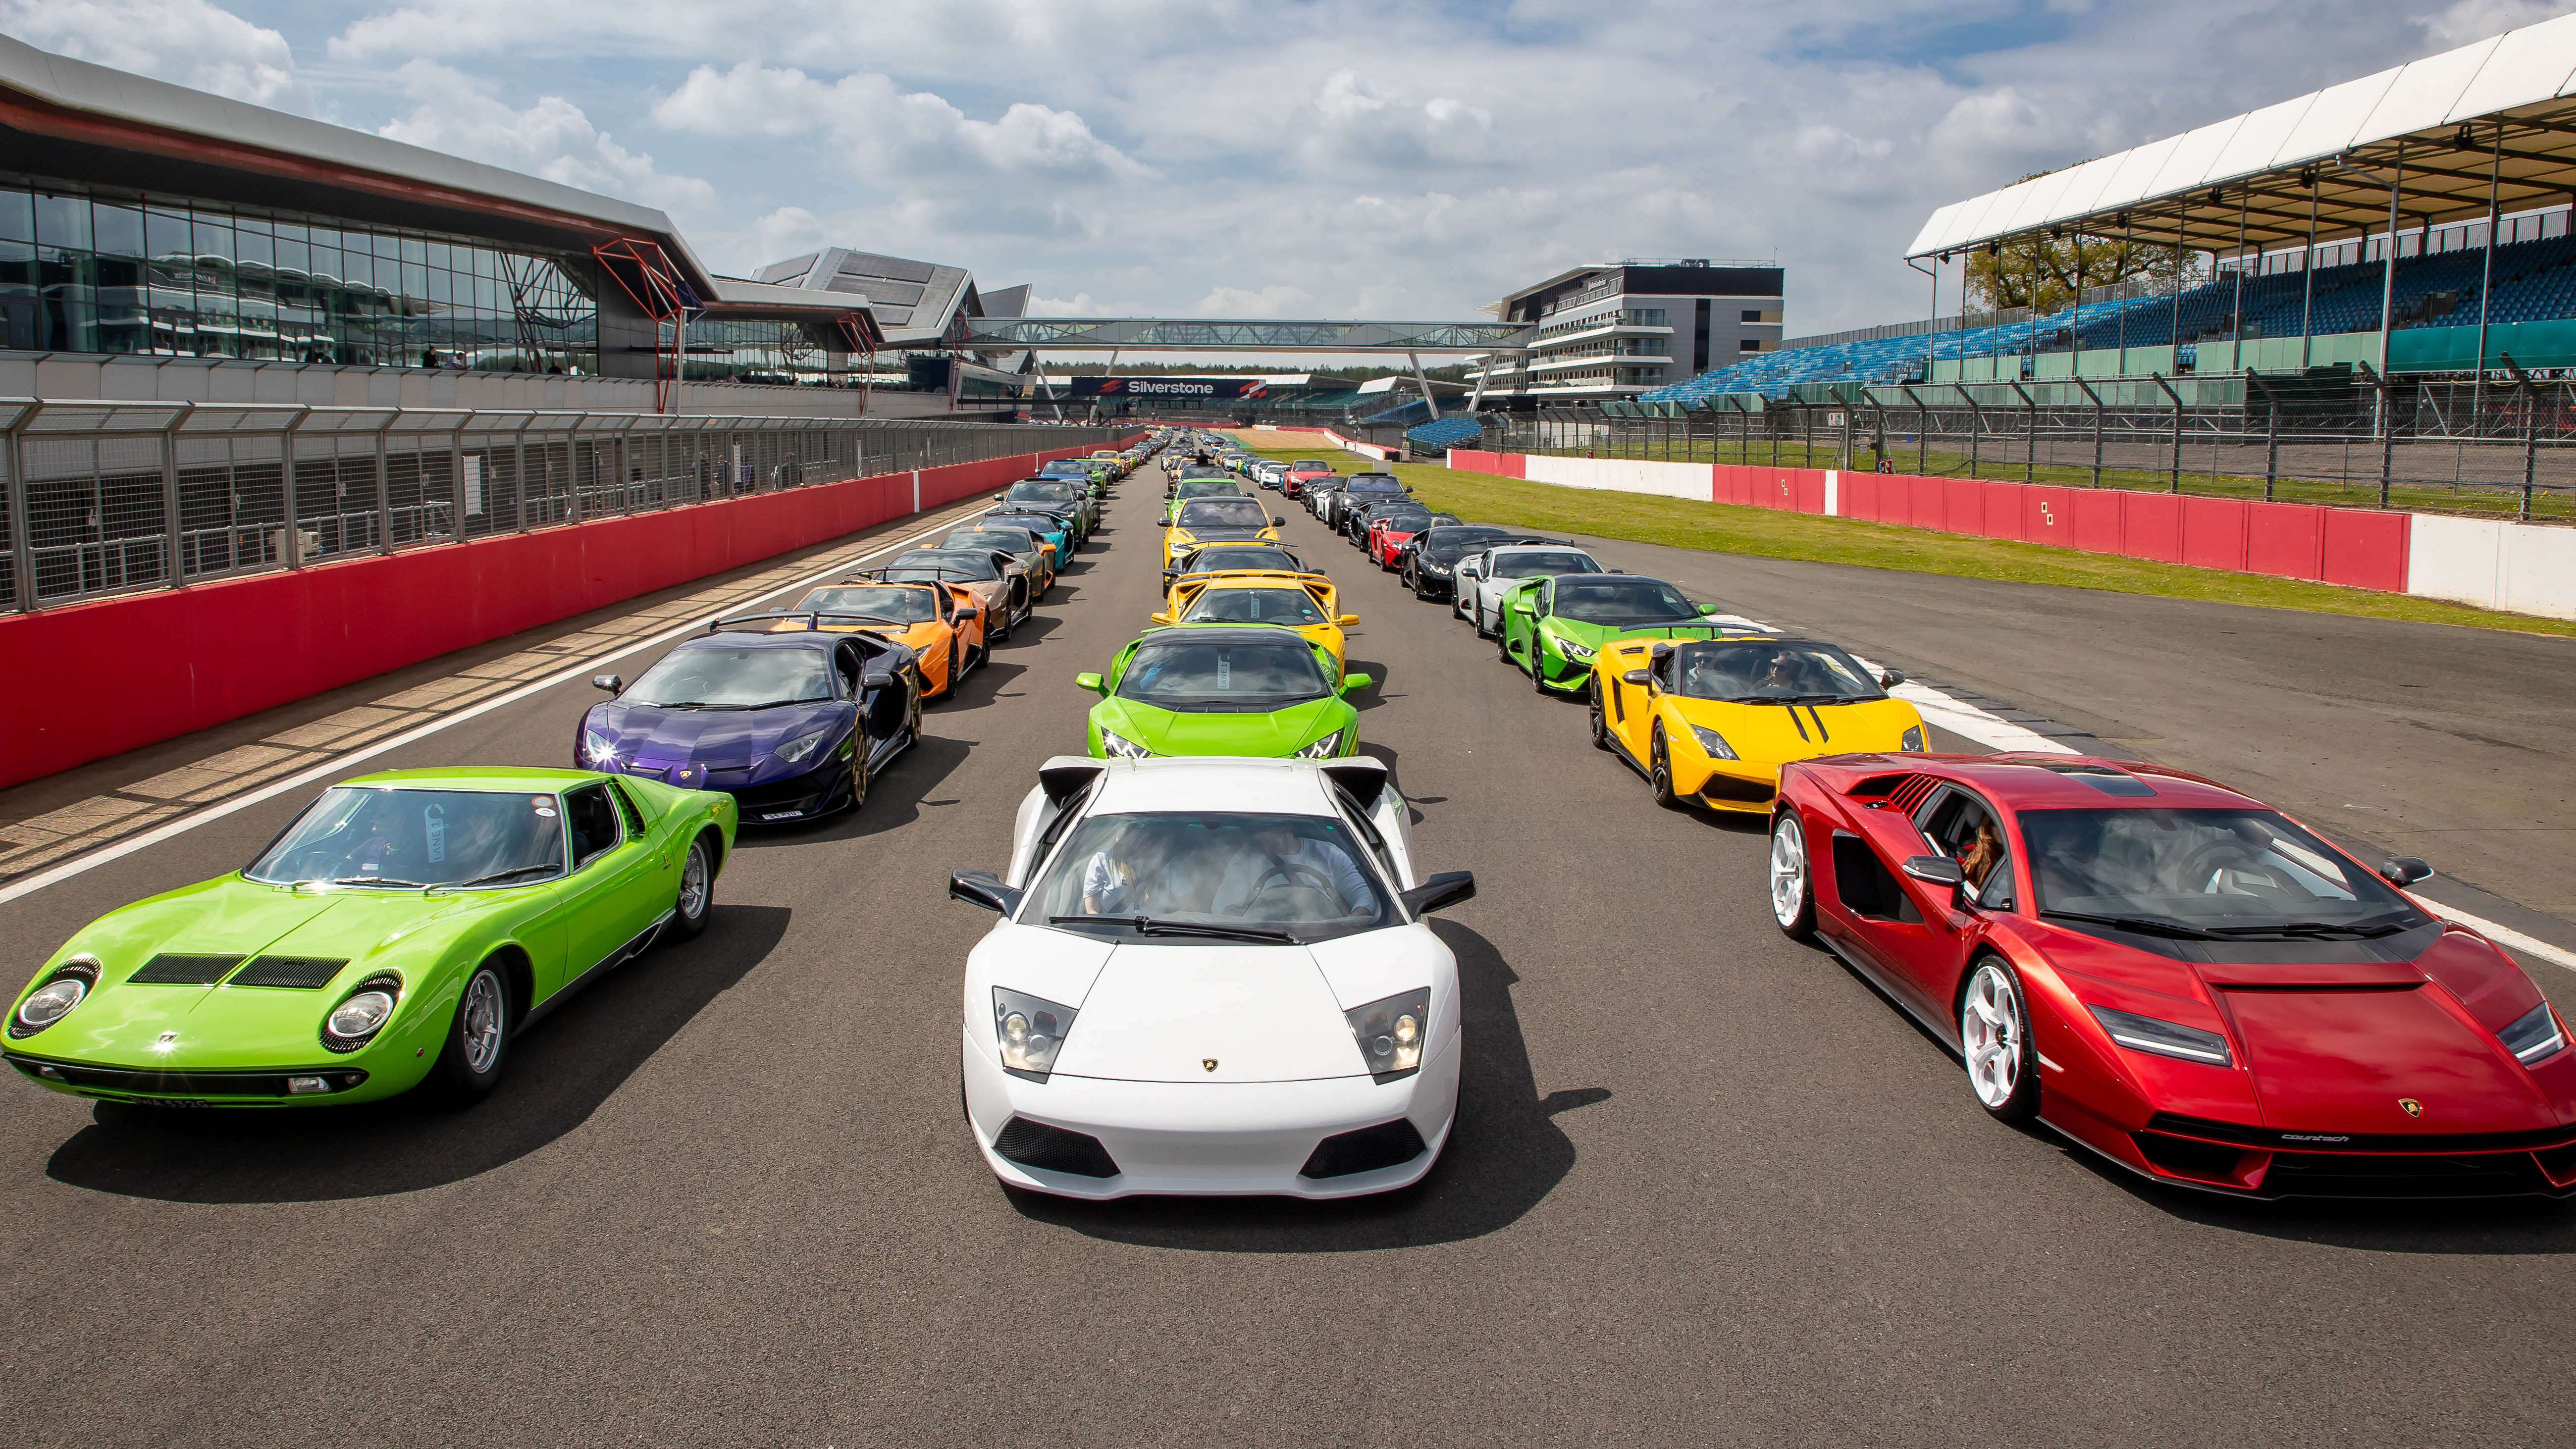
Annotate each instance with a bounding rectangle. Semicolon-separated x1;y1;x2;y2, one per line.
1067;376;1270;399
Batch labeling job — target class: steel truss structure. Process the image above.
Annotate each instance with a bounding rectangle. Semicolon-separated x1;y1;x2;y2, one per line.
950;318;1536;354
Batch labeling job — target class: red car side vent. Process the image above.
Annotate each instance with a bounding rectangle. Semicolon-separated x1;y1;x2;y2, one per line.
1886;776;1939;814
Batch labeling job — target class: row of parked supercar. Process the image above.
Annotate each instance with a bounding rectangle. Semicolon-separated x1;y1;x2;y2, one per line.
2;433;1172;1116
1374;466;2576;1204
945;432;1480;1201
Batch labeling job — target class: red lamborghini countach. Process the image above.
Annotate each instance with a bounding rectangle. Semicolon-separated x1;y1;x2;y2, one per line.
1768;753;2576;1199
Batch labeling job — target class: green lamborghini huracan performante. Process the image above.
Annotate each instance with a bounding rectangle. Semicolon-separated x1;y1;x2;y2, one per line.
3;767;736;1108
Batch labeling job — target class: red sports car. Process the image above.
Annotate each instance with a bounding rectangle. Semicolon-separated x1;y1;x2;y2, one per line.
1769;752;2576;1199
1282;462;1336;498
1368;511;1459;569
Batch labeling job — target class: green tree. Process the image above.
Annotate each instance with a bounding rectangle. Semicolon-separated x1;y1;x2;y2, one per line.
1963;168;2191;313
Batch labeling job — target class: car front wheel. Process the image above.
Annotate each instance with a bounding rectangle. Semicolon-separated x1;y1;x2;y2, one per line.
1648;726;1680;809
672;833;716;939
427;961;511;1104
1961;958;2041;1123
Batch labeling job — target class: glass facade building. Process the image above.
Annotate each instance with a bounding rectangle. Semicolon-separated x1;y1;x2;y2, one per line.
0;175;597;372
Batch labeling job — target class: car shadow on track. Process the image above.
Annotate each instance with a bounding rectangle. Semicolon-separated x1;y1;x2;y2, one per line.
1002;919;1605;1251
1344;659;1389;711
41;905;792;1204
736;733;974;848
1799;935;2576;1250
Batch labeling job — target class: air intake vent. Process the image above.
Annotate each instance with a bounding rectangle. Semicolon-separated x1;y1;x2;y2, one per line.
993;1118;1120;1178
128;954;243;985
1301;1118;1429;1179
1886;776;1939;814
230;956;349;989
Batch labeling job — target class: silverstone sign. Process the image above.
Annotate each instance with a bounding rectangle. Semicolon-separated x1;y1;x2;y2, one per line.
1067;377;1269;399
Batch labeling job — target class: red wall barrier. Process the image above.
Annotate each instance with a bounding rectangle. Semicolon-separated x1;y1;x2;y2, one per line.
0;436;1142;790
2321;508;2410;591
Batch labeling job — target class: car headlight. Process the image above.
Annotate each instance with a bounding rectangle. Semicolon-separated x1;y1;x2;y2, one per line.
1297;729;1346;759
1347;988;1431;1081
2087;1003;2232;1067
1420;558;1452;577
1098;726;1153;760
2500;1001;2568;1065
996;987;1076;1081
1689;724;1739;760
1900;725;1926;752
321;975;403;1051
775;728;830;764
9;958;99;1037
584;727;617;766
1552;633;1595;662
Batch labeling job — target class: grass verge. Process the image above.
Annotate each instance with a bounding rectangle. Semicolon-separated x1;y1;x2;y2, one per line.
1219;430;2576;637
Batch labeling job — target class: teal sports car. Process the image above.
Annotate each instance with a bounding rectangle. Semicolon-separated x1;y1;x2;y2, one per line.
1497;573;1738;694
1075;624;1369;760
4;767;736;1108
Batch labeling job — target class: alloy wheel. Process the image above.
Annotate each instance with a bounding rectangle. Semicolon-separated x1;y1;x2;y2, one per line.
459;970;507;1075
1962;963;2025;1111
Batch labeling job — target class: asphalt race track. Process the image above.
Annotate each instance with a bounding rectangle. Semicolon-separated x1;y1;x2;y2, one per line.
2;468;2573;1447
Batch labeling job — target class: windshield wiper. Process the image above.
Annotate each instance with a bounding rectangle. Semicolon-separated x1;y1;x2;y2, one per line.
328;876;431;888
2040;909;2222;940
701;696;835;711
436;864;560;891
2202;917;2415;939
1049;914;1300;944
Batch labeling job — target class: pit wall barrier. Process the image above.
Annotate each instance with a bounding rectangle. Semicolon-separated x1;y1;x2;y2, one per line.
1442;449;2576;621
0;435;1145;791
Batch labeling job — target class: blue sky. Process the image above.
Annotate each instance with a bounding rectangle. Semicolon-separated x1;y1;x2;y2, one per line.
4;0;2567;341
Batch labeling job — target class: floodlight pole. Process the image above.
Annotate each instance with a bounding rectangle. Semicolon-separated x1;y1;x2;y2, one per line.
1907;255;1938;384
2375;141;2406;440
2298;171;2319;369
2476;119;2502;428
2231;187;2249;373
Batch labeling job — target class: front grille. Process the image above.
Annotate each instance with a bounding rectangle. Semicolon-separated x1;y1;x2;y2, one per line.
2146;1111;2576;1155
1301;1118;1428;1179
128;954;243;985
6;1055;368;1098
728;764;838;812
1700;775;1776;804
2263;1149;2553;1199
2135;1131;2253;1181
229;956;348;989
993;1117;1120;1178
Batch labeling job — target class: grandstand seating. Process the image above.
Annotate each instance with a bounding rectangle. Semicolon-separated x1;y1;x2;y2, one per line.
1405;417;1487;451
1643;229;2576;402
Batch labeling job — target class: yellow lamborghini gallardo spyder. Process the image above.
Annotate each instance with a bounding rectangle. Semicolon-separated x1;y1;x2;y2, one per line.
1152;569;1357;671
1589;634;1927;812
1162;493;1283;568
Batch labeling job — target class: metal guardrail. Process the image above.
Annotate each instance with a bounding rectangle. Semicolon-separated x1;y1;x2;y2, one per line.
0;400;1123;613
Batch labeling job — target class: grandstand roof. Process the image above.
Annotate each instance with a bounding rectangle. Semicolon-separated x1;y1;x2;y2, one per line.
1909;12;2576;259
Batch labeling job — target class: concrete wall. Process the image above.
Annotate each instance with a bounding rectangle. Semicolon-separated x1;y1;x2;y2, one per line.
2407;512;2576;618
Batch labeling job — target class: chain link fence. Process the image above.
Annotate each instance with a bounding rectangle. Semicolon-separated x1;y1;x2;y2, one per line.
0;400;1122;612
1480;376;2576;523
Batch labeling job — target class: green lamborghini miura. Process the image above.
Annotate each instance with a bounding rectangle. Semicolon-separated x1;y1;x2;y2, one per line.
3;767;736;1108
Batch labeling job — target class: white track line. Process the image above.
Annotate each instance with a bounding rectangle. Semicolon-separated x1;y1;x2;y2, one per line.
0;504;991;907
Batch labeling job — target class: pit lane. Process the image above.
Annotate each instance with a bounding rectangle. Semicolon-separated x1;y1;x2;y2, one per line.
0;455;2571;1447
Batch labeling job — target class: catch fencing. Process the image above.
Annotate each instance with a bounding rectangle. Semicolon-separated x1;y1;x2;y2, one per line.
1484;376;2576;524
0;400;1123;613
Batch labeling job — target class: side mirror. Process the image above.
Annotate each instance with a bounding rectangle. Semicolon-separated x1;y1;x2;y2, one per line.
992;493;1005;502
592;673;623;695
1879;669;1907;688
1340;672;1375;693
949;869;1024;916
1400;871;1477;917
1338;614;1361;626
958;607;980;621
1901;855;1966;886
2380;856;2434;887
1271;515;1287;525
1075;671;1107;695
1150;611;1171;623
1606;567;1624;574
1622;669;1652;686
861;671;897;690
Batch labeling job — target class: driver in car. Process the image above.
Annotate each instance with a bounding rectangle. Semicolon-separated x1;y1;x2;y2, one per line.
1211;821;1377;921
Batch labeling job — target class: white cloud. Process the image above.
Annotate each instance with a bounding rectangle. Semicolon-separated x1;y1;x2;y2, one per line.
2424;0;2571;45
1194;284;1314;317
375;60;716;219
1030;293;1111;316
1;0;306;109
651;61;1153;181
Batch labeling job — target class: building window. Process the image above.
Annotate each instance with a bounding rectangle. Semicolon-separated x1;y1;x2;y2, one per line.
1739;338;1762;352
0;176;596;371
1740;309;1762;322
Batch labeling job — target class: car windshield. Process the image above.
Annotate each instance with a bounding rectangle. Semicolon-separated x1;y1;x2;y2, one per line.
1492;550;1599;579
1346;479;1404;497
1182;587;1328;625
1116;637;1332;710
944;529;1034;554
985;513;1060;533
1005;484;1078;505
1670;640;1883;702
2021;808;2423;934
1177;479;1240;497
1293;461;1331;470
1420;527;1515;561
247;786;566;888
885;550;998;581
625;644;834;709
791;586;936;622
1032;811;1390;943
1552;577;1698;622
1182;547;1301;573
1177;498;1269;528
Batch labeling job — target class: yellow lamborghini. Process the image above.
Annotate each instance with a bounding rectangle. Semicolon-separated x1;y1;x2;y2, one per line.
1162;493;1284;568
1152;569;1357;671
1589;634;1927;811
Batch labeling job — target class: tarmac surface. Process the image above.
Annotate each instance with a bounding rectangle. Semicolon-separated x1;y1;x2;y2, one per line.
2;468;2574;1447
